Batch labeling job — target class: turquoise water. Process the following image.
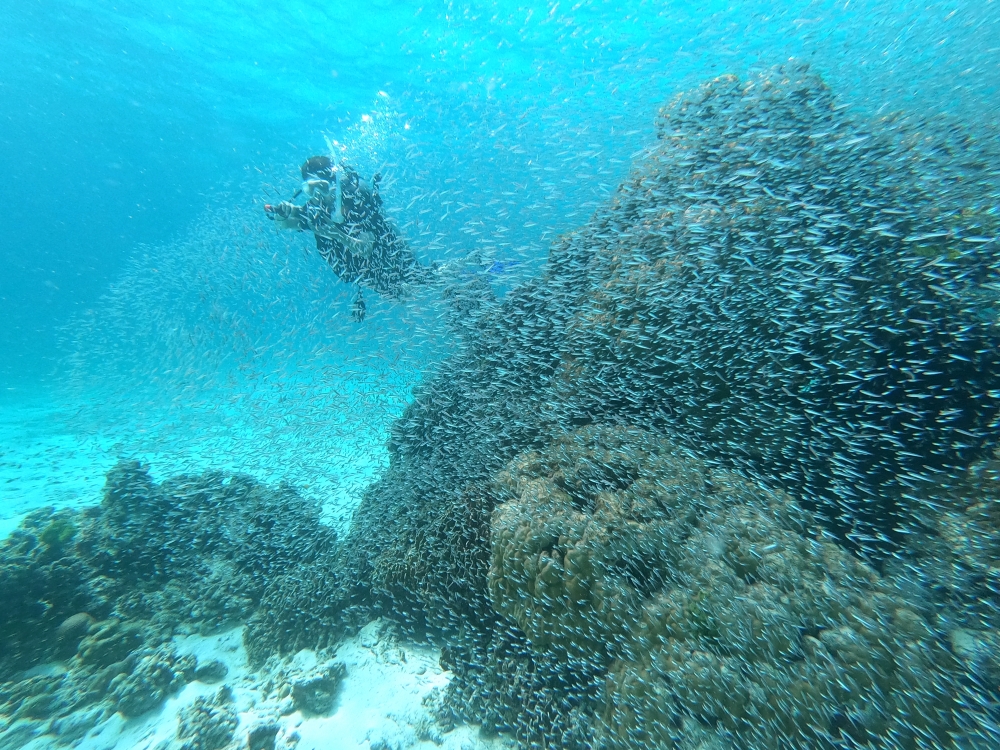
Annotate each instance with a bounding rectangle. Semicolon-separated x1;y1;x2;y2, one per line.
4;0;997;383
2;2;999;749
3;0;996;516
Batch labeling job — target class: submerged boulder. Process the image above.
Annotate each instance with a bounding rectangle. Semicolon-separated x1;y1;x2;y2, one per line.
344;64;1000;749
488;425;963;749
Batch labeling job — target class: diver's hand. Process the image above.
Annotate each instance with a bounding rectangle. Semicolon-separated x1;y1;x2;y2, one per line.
264;201;293;220
266;201;303;230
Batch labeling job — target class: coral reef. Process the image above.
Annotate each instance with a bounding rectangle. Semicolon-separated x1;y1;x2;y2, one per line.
108;642;195;717
0;618;196;730
488;425;973;749
4;63;1000;750
0;462;341;733
175;687;239;750
0;508;113;672
386;65;1000;553
340;64;1000;749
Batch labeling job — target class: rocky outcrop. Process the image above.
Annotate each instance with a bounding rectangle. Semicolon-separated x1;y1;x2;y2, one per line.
344;64;1000;749
0;463;342;728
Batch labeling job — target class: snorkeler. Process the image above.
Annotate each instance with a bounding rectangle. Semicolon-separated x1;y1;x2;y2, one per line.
265;156;436;322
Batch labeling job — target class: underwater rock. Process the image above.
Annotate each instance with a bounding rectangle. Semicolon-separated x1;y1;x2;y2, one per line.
247;723;280;750
487;425;972;749
83;463;339;597
195;659;229;684
108;643;195;717
263;651;348;719
290;662;346;716
55;611;97;654
13;690;59;721
488;425;688;661
76;618;146;666
175;686;238;750
0;462;340;674
952;628;1000;693
886;447;1000;696
84;462;343;663
542;68;1000;552
2;671;64;723
902;448;1000;629
438;623;601;748
385;64;1000;555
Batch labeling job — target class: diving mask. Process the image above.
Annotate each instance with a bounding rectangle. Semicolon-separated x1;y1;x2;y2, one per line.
299;165;345;224
301;179;332;198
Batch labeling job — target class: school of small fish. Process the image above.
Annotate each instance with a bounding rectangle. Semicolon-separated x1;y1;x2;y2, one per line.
6;62;999;750
344;63;1000;749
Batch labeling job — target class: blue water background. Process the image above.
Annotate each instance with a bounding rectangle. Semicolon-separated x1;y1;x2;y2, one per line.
4;0;998;386
1;1;998;526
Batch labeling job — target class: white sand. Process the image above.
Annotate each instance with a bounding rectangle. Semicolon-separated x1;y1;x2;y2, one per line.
2;380;496;750
6;621;509;750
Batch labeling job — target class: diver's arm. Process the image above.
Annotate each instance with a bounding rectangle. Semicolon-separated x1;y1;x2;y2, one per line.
264;201;309;231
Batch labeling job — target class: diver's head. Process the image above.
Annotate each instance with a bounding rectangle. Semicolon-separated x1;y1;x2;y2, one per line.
299;156;336;198
301;155;334;181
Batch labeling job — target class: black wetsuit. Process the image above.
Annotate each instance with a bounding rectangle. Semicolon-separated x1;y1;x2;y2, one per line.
279;167;434;299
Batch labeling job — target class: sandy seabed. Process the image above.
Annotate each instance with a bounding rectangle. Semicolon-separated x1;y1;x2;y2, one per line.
3;619;510;750
1;390;495;750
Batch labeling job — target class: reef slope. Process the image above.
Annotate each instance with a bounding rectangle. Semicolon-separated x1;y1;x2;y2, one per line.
340;64;1000;749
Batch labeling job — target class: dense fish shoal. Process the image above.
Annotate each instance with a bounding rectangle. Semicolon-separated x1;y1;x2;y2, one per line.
343;63;1000;749
2;64;998;750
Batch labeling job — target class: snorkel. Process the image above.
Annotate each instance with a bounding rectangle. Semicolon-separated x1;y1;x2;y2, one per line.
333;164;345;224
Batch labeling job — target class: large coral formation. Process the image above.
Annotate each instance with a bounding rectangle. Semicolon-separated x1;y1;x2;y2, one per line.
390;65;1000;555
0;508;113;672
488;426;682;660
0;462;341;730
489;425;975;749
343;64;1000;749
